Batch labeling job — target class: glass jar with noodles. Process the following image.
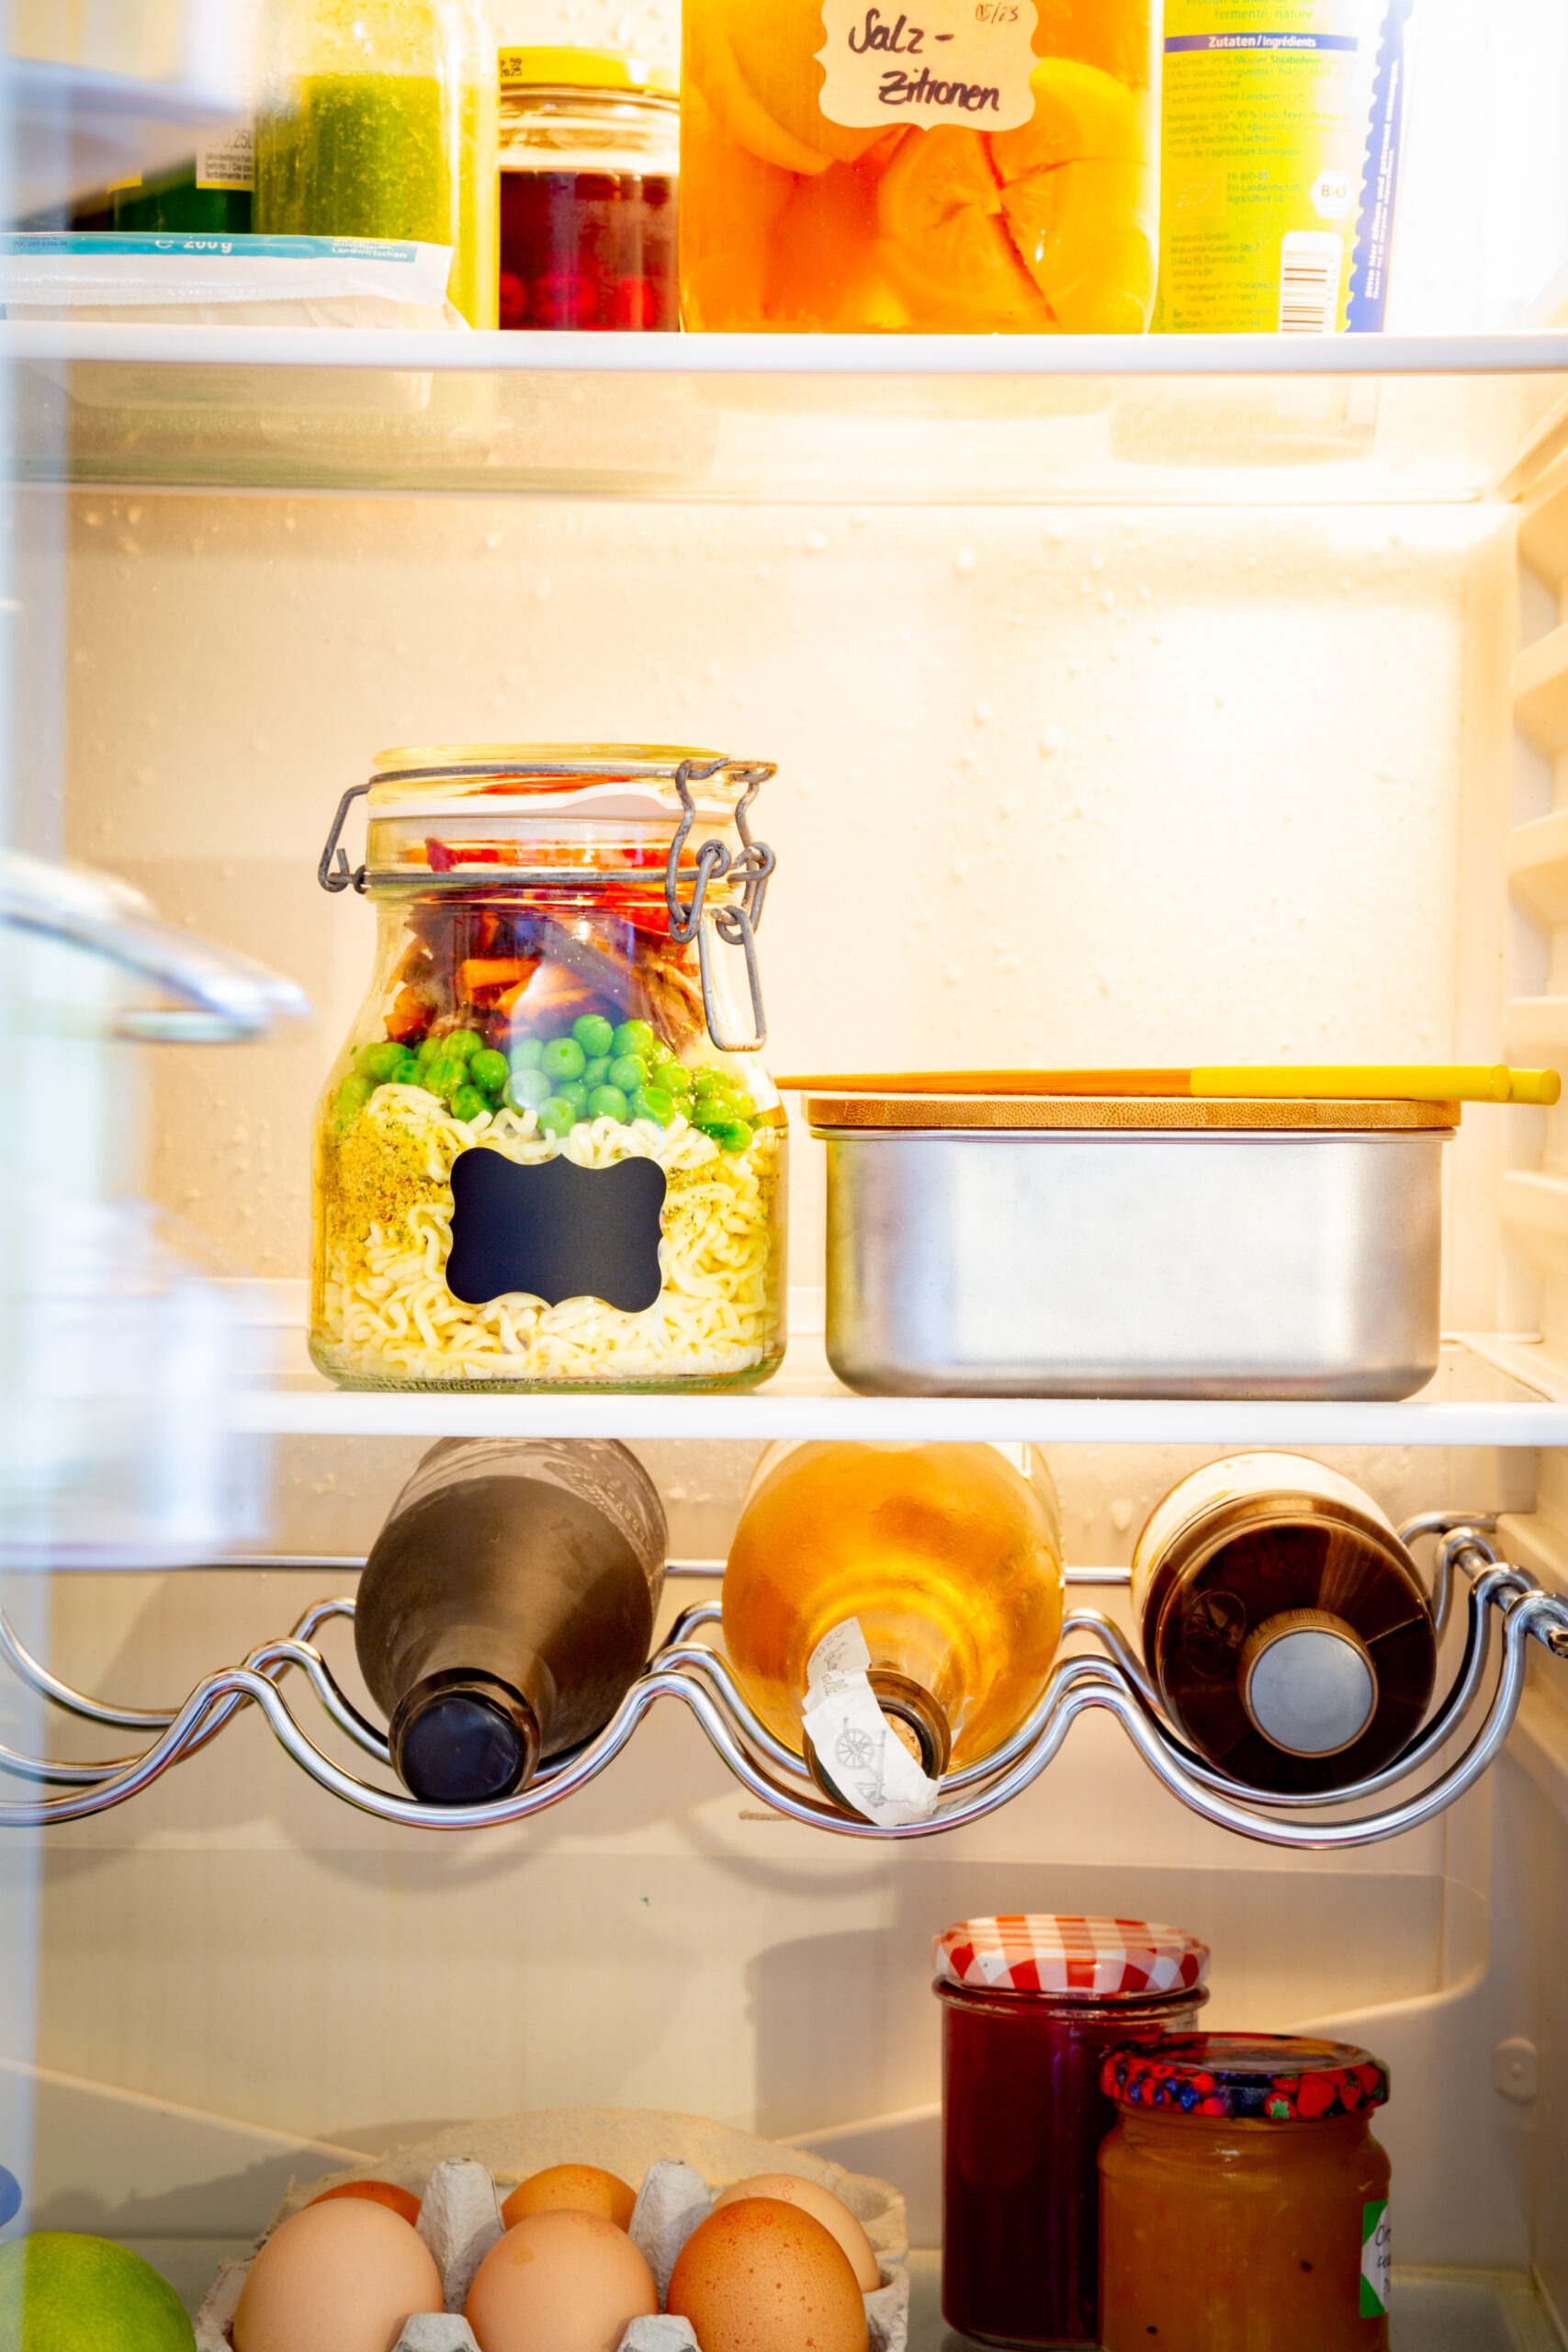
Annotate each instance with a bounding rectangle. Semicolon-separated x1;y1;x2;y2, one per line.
310;746;785;1390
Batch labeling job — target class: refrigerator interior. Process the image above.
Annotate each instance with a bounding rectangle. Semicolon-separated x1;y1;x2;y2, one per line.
7;6;1568;2347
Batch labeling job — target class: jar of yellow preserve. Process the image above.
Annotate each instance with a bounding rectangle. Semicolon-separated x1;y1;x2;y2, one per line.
1100;2035;1393;2352
680;0;1162;332
310;747;785;1391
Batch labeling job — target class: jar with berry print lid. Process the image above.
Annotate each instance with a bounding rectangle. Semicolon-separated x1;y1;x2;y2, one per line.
933;1914;1209;2346
1099;2034;1393;2352
310;746;784;1391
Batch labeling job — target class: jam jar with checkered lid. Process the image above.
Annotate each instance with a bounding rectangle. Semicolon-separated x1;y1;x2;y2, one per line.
1099;2035;1393;2352
934;1915;1209;2346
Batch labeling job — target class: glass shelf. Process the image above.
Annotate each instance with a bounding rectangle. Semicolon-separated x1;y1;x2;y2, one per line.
6;325;1568;504
239;1304;1568;1446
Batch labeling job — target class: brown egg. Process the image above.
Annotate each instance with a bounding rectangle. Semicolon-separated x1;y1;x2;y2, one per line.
668;2198;870;2352
232;2196;443;2352
310;2179;423;2229
466;2208;658;2352
500;2163;637;2233
712;2174;882;2291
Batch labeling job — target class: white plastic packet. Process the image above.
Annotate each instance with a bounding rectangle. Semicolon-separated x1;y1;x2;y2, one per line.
0;232;466;328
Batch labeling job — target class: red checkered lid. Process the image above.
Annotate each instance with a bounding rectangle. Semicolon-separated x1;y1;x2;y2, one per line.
934;1916;1210;2000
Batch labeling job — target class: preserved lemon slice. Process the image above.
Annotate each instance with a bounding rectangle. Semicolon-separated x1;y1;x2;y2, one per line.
998;157;1156;331
769;148;916;329
989;60;1156;330
694;0;883;175
681;78;797;329
1033;0;1156;89
874;127;1054;331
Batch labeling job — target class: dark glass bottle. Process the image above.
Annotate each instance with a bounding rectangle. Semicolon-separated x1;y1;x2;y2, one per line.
355;1437;665;1805
1132;1453;1438;1796
111;128;254;234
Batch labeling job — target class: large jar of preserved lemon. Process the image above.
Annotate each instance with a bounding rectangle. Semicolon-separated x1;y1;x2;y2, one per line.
680;0;1161;332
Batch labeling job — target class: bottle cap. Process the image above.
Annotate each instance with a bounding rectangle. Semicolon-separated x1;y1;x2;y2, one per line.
391;1672;541;1806
1240;1609;1379;1755
1102;2034;1391;2120
934;1917;1210;2000
499;48;678;97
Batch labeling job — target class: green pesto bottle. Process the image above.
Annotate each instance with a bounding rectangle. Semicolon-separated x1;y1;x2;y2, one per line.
254;0;498;326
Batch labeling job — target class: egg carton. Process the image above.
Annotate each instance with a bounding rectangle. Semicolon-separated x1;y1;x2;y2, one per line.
197;2108;909;2352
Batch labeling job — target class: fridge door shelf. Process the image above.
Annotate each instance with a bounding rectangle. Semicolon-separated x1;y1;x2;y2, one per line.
1;1522;1563;1849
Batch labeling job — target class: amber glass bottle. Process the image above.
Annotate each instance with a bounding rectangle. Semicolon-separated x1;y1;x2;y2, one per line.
721;1441;1065;1783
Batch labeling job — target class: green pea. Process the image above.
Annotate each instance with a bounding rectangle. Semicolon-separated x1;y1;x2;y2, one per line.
651;1059;691;1100
608;1053;649;1094
448;1028;484;1061
712;1117;753;1154
573;1012;615;1059
542;1036;586;1083
693;1066;738;1097
588;1084;630;1123
470;1048;511;1099
510;1035;544;1071
631;1084;674;1127
612;1018;658;1062
333;1072;375;1129
536;1097;577;1140
415;1035;444;1069
581;1056;612;1089
507;1066;552;1112
357;1040;410;1084
452;1085;490;1124
557;1080;589;1115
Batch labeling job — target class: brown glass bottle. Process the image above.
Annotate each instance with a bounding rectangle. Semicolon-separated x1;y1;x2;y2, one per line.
1131;1454;1436;1796
355;1438;665;1804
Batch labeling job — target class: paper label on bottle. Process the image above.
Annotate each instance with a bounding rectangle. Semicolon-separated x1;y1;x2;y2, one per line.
803;1619;941;1826
1359;2199;1391;2317
195;125;254;192
817;0;1041;133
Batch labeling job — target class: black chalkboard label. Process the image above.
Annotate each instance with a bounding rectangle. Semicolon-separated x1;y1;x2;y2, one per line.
445;1149;668;1314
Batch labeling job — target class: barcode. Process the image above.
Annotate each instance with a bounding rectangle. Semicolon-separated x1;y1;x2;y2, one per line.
1278;232;1344;334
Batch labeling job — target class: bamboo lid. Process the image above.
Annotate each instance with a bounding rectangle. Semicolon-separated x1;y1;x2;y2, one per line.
806;1095;1461;1134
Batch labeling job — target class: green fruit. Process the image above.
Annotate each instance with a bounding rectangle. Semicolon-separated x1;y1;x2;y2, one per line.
712;1117;754;1154
588;1084;630;1123
542;1036;586;1084
506;1066;552;1112
608;1053;649;1093
0;2232;195;2352
572;1012;615;1059
510;1035;544;1070
447;1028;484;1061
452;1085;490;1124
556;1080;589;1115
356;1039;413;1084
581;1056;612;1089
536;1098;577;1140
333;1073;375;1130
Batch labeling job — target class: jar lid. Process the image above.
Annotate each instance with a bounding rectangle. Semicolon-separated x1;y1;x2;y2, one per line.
1102;2034;1390;2120
934;1916;1210;1999
367;746;766;826
500;46;678;97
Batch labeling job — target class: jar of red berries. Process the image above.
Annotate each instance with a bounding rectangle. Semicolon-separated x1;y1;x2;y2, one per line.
498;48;680;332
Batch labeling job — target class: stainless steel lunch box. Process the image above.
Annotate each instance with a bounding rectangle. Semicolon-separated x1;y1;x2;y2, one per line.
808;1094;1454;1400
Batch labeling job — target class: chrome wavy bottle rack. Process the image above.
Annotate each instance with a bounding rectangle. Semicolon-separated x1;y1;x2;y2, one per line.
1;1516;1564;1848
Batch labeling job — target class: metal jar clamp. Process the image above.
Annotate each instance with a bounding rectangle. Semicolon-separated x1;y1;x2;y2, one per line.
317;752;776;1053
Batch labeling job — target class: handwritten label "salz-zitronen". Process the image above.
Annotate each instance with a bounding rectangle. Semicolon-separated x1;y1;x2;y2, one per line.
818;0;1040;132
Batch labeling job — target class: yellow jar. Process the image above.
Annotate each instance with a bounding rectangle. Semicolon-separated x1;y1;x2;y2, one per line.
1100;2034;1392;2352
310;747;786;1392
679;0;1162;332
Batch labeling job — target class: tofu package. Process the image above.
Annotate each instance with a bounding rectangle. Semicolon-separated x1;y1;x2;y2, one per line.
0;232;467;328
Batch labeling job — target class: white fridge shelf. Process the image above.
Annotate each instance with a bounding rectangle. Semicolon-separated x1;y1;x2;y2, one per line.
239;1306;1568;1447
7;324;1568;505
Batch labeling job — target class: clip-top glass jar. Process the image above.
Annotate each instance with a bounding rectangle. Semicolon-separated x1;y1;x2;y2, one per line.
1100;2034;1393;2352
499;48;680;331
935;1915;1210;2346
310;747;785;1392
